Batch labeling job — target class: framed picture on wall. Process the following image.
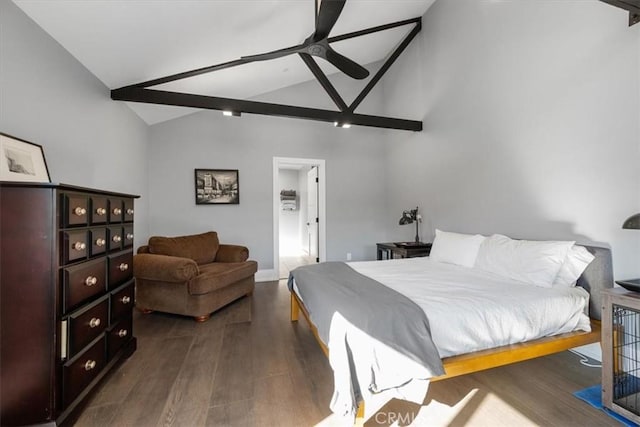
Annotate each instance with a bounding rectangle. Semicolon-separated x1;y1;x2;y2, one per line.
194;169;239;205
0;132;51;183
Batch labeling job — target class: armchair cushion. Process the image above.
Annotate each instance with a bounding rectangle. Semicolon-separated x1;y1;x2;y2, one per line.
189;260;258;295
134;253;199;283
148;231;220;265
215;244;249;263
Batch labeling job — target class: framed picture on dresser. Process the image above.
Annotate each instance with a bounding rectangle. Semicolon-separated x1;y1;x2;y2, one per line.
0;133;50;183
194;168;239;205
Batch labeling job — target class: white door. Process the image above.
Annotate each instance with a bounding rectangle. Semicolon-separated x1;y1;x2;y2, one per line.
307;166;319;261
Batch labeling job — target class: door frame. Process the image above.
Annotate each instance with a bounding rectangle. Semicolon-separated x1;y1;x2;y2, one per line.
273;157;326;280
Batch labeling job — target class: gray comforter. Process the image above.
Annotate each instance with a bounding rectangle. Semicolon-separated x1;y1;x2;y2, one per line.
289;262;444;418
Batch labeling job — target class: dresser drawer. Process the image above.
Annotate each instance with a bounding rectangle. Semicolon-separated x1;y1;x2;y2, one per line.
123;225;134;248
108;252;133;289
108;226;123;252
109;198;124;223
61;230;88;264
107;316;133;360
90;228;108;256
124;199;133;222
63;258;107;312
111;281;134;322
90;196;108;225
67;297;108;357
63;194;89;227
124;199;135;222
63;335;106;408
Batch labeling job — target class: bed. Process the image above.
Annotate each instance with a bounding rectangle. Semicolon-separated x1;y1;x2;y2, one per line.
288;232;613;424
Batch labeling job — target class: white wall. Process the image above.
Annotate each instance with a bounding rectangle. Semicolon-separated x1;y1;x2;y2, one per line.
278;169;301;256
382;0;640;280
0;1;150;248
147;75;390;272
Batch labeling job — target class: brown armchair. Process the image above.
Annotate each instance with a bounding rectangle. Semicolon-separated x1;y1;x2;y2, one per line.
134;231;257;322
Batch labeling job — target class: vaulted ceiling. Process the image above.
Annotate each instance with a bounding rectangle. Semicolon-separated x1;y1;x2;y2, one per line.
14;0;437;125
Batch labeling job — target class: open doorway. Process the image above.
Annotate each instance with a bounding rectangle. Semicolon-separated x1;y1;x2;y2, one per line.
273;157;326;280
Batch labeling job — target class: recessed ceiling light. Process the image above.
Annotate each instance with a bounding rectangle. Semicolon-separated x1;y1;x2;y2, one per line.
222;110;241;117
334;121;351;128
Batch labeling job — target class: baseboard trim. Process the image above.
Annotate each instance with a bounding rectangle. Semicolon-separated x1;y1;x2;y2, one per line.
255;269;279;282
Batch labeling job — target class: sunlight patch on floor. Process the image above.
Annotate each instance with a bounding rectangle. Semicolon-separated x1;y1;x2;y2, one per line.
413;389;538;427
314;388;539;426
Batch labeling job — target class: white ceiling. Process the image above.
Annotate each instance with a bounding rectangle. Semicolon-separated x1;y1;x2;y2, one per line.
13;0;436;124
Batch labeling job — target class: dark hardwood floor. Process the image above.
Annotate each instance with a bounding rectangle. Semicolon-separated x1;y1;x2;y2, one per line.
75;281;619;426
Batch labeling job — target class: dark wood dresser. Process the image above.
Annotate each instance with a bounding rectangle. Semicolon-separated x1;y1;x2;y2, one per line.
0;182;139;426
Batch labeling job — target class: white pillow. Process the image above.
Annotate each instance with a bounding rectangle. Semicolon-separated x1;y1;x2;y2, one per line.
552;245;595;288
474;234;575;288
430;229;486;268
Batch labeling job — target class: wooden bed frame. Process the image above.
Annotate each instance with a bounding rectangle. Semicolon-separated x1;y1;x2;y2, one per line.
288;245;613;424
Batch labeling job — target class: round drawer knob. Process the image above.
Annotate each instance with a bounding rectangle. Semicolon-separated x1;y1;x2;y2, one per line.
73;242;86;251
126;233;134;240
121;296;131;304
118;263;129;272
89;317;101;328
84;276;98;286
95;207;107;216
126;208;134;215
73;207;87;216
118;329;128;338
112;235;122;243
112;208;122;215
95;238;106;247
84;360;96;371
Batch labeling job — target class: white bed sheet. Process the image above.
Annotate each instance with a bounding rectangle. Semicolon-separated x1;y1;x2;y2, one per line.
347;257;591;358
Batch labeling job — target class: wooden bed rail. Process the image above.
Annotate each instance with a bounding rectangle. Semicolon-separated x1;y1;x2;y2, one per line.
290;292;601;424
291;291;329;357
434;320;601;381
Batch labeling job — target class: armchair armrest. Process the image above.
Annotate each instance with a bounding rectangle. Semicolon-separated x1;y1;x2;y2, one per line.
215;244;249;263
133;253;199;283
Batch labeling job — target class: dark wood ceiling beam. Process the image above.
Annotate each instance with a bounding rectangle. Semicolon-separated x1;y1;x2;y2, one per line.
111;87;422;131
328;17;421;43
110;14;424;132
348;19;421;113
123;17;422;90
298;53;348;111
132;59;250;88
599;0;640;25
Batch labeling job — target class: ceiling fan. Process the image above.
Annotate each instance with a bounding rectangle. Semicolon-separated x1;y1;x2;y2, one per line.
240;0;370;80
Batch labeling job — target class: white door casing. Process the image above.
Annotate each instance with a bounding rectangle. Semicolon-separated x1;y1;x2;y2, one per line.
307;166;319;260
272;157;326;281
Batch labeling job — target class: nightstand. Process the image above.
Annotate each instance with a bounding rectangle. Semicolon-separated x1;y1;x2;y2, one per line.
376;242;432;260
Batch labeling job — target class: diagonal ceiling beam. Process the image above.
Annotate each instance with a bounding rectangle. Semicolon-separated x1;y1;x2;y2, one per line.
119;17;423;91
111;86;422;131
348;19;421;112
131;59;247;88
599;0;640;25
328;17;421;43
298;53;348;111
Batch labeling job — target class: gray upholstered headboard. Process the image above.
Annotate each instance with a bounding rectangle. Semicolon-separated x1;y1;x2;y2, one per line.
576;245;614;320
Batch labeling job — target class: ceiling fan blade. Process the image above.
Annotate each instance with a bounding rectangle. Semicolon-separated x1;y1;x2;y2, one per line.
314;0;346;40
241;44;303;63
324;47;369;80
